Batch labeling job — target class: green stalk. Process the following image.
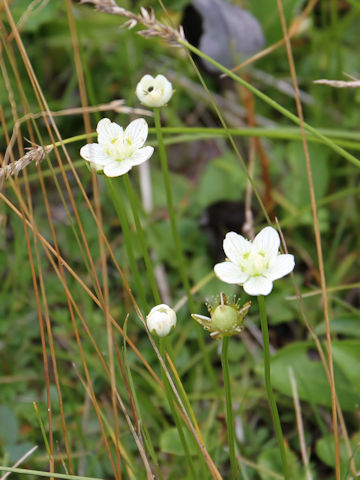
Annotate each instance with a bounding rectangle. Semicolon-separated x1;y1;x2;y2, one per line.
153;108;218;390
0;466;100;480
32;402;51;462
165;339;209;478
106;177;148;311
178;39;360;170
123;173;161;304
221;336;238;479
153;108;191;300
159;338;197;478
43;126;360;151
258;295;289;480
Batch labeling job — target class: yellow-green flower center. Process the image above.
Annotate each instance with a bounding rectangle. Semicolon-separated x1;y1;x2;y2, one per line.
240;250;268;276
104;138;135;162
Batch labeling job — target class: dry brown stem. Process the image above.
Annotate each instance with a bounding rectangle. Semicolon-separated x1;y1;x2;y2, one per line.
314;79;360;88
276;0;341;477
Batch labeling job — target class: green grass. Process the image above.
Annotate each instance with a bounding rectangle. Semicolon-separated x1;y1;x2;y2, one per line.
1;1;360;479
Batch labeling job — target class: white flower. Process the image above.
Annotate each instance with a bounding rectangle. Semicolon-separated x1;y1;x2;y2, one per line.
80;118;154;177
214;226;295;296
146;304;177;337
136;74;173;108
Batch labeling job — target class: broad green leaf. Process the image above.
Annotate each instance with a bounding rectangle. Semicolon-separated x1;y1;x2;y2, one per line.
249;0;300;44
195;153;246;209
5;442;34;464
257;446;309;480
314;317;360;337
331;340;360;391
151;169;190;209
315;432;360;473
160;427;198;456
0;406;18;445
266;341;360;412
283;142;330;209
11;0;63;32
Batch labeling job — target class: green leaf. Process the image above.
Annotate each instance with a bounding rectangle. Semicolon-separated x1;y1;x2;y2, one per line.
160;427;198;456
283;142;330;209
257;446;309;480
195;153;246;209
331;340;360;391
151;169;190;209
315;432;360;473
314;316;360;337
265;341;360;412
0;406;18;445
5;442;34;464
249;0;300;44
11;0;64;32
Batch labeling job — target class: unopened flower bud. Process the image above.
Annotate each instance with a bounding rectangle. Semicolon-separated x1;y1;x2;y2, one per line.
136;74;173;108
146;304;177;337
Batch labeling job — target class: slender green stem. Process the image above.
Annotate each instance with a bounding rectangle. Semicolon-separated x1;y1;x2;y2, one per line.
0;466;100;480
32;402;51;461
43;126;360;152
179;39;360;169
258;295;289;480
165;338;209;477
123;173;161;304
153;108;192;301
153;108;218;390
106;177;148;311
159;338;197;478
221;336;238;479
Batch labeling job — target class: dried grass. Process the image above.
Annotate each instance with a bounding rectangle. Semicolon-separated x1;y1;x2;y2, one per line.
80;0;185;45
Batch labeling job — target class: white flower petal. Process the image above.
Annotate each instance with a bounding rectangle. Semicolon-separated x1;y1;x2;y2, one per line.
103;160;133;177
266;254;295;281
80;143;111;165
124;118;148;149
214;261;249;284
97;118;123;145
155;74;173;104
215;225;295;295
136;74;154;103
253;226;280;258
223;232;251;264
89;162;104;172
243;276;273;296
130;146;154;166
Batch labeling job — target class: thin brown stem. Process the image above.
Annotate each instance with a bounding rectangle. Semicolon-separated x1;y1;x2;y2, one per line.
275;3;340;477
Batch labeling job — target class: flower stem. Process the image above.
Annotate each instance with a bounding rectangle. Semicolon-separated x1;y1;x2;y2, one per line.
221;336;238;479
45;126;360;152
106;177;148;311
123;173;161;305
153;108;218;390
178;39;360;170
258;295;289;479
159;338;197;478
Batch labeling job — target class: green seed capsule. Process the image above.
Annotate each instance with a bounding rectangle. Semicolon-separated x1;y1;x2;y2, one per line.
212;305;239;332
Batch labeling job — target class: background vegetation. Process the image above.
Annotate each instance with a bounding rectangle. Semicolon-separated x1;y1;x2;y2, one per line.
1;0;360;479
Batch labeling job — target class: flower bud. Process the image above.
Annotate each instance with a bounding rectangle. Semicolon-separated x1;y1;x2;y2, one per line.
136;74;173;108
146;304;177;337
